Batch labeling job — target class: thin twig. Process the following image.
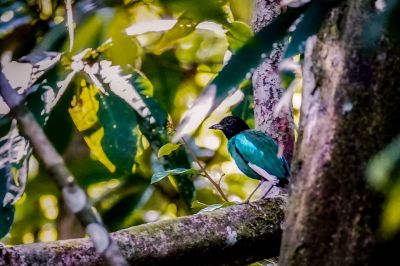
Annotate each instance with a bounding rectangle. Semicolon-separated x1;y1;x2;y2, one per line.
181;137;228;202
0;71;127;266
217;173;225;186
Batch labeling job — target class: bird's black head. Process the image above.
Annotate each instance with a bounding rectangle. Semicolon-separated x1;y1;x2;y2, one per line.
209;116;250;139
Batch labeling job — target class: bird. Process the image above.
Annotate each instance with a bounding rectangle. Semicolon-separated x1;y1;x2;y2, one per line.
209;116;290;202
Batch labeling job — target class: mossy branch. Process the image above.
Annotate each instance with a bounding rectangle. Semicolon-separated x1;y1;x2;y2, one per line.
0;198;285;265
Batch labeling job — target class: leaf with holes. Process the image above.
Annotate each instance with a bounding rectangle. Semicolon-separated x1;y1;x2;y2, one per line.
0;52;64;238
0;51;61;118
0;122;30;238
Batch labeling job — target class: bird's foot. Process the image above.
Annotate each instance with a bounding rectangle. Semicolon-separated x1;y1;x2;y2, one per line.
241;198;252;204
261;185;280;199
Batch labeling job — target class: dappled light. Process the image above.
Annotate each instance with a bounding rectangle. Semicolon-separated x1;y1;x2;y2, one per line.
0;0;400;265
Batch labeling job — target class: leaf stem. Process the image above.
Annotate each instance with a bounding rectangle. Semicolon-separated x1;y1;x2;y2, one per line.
181;137;228;202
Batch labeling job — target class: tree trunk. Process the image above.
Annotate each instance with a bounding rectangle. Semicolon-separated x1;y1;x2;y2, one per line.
280;1;400;265
252;0;295;162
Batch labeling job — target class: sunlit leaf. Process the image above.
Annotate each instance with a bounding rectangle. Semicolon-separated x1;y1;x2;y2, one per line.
69;81;116;172
381;180;400;237
150;15;198;54
158;143;182;158
151;168;199;184
0;51;61;118
66;12;107;54
191;200;209;209
28;70;76;126
197;201;236;213
0;52;63;239
226;21;253;51
0;121;30;204
104;9;142;67
69;77;140;174
80;59;160;127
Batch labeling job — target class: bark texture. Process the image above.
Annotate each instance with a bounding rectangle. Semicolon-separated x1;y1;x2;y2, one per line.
0;198;285;265
252;0;295;162
280;1;400;265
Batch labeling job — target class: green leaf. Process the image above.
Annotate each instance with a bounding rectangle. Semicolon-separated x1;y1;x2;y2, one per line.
0;52;63;238
226;21;253;51
191;200;209;209
69;78;139;174
367;136;400;191
0;124;29;210
0;205;14;239
129;70;169;145
151;168;199;184
173;4;310;141
104;9;142;66
158;143;182;158
0;51;61;120
197;201;236;213
97;92;138;174
141;51;184;113
78;59;162;130
284;1;333;58
150;15;199;53
380;180;400;237
65;12;108;54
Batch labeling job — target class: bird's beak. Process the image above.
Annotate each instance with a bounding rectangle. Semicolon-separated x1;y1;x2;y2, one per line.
209;124;224;130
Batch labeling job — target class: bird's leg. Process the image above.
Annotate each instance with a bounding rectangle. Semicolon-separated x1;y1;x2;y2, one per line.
244;180;264;204
261;183;276;199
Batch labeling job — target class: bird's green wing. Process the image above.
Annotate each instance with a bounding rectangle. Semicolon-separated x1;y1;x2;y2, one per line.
232;130;289;179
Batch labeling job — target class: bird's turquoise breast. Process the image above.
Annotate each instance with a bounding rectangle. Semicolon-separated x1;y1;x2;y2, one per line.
228;135;262;180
